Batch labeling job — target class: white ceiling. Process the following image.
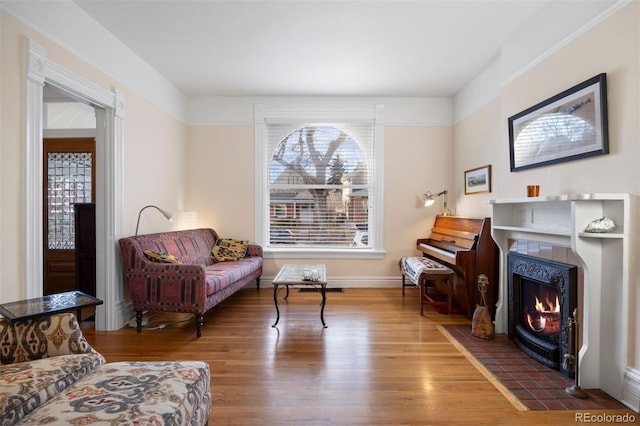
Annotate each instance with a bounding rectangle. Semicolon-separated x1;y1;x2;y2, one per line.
71;0;567;98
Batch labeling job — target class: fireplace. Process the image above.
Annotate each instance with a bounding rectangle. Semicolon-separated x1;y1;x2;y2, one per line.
490;194;634;406
507;252;577;378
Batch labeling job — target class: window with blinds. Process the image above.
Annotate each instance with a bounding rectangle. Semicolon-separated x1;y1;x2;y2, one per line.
267;124;372;248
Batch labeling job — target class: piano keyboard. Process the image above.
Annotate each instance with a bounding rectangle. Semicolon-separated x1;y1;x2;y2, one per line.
418;243;456;260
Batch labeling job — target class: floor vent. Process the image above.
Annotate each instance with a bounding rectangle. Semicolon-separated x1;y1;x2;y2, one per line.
299;288;343;293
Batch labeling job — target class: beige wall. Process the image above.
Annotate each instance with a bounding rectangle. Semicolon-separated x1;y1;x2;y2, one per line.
453;2;640;374
455;3;639;206
185;125;255;239
0;12;25;303
184;124;454;281
123;95;187;236
383;125;454;266
0;11;188;303
500;5;639;198
452;98;501;218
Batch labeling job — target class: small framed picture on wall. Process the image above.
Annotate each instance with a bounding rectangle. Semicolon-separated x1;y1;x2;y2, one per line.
464;165;491;195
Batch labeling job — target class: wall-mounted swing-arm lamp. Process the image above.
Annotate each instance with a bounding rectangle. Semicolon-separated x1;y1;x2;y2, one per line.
135;205;174;236
423;190;453;215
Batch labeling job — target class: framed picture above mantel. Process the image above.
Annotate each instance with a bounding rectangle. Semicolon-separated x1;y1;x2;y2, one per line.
508;73;609;172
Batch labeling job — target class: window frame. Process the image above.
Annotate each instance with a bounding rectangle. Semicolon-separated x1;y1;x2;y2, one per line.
254;104;385;259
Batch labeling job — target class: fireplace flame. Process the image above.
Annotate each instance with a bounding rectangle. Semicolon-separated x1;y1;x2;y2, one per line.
526;293;560;334
534;294;560;314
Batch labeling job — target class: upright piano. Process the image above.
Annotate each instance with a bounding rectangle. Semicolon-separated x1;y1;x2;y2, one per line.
416;215;498;319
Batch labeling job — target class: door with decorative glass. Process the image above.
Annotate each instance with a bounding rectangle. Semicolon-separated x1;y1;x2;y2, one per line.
43;138;96;295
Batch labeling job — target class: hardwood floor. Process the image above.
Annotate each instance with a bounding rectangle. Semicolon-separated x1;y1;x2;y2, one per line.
81;287;634;425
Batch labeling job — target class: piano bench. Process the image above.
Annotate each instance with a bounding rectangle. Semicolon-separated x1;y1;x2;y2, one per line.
400;256;456;315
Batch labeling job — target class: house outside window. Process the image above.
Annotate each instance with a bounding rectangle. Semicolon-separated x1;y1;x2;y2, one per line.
254;104;384;259
273;204;288;218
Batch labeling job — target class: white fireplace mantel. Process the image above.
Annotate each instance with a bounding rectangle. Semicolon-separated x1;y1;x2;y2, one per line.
489;193;631;403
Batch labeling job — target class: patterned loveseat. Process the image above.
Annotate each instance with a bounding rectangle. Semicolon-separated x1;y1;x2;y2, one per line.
119;228;263;337
0;313;211;425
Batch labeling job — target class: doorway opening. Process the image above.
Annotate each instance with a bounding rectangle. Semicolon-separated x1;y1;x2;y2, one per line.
43;137;96;296
26;39;125;331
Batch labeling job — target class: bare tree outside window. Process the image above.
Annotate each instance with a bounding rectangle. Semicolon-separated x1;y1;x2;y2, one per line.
269;126;369;247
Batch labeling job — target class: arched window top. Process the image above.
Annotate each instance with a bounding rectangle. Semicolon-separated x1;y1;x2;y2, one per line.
269;126;368;186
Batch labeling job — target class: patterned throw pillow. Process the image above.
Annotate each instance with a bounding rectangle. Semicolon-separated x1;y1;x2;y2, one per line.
211;238;248;262
143;250;180;263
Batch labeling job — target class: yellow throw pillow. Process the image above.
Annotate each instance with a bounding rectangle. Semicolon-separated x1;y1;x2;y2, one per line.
211;238;248;262
143;250;180;263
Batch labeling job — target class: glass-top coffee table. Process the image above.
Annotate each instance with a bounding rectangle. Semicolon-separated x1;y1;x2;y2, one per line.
272;264;328;328
0;290;103;322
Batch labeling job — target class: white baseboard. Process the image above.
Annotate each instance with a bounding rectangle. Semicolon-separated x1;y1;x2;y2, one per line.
622;367;640;413
103;300;134;331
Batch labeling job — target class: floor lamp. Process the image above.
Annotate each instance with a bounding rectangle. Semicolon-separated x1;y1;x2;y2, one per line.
135;205;173;235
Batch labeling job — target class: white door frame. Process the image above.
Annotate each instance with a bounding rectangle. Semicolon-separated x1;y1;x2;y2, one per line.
25;38;126;331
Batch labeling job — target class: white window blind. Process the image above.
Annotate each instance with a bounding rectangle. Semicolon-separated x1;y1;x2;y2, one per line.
267;123;373;249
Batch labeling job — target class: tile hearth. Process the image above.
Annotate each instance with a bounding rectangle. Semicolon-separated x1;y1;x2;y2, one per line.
442;324;626;411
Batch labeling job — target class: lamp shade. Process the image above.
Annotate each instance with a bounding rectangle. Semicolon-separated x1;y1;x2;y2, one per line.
423;190;453;215
423;192;436;207
177;211;198;230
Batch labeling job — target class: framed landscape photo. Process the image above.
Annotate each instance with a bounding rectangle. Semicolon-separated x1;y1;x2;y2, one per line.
508;73;609;172
464;165;491;195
